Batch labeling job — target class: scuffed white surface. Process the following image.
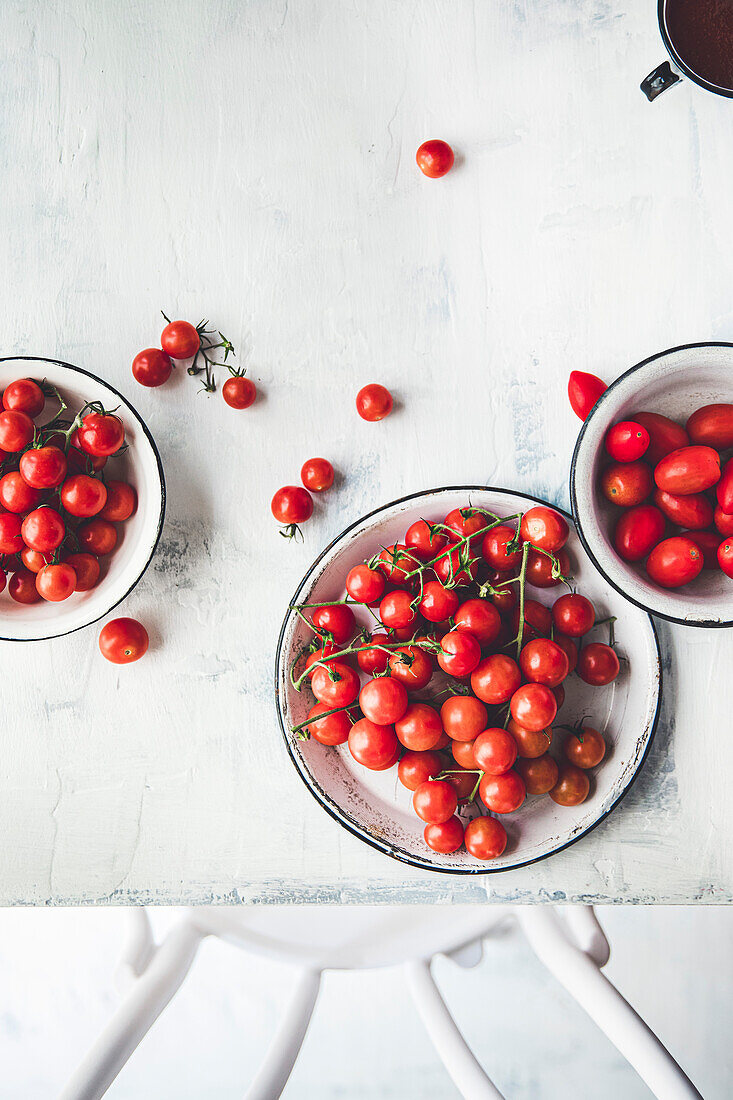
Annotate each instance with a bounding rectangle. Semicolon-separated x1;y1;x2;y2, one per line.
0;0;732;904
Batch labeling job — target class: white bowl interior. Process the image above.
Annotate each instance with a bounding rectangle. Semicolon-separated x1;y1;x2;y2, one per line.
276;487;660;873
0;358;164;640
571;344;733;626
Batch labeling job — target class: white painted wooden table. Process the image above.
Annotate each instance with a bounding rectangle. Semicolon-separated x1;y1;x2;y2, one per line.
1;0;731;906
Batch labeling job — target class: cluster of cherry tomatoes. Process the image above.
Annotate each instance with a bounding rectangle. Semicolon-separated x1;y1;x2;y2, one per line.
132;315;255;409
597;403;733;587
0;377;137;604
289;503;619;860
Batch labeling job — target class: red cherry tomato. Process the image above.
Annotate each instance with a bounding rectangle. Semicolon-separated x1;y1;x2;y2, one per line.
99;617;149;664
0;512;24;554
716;456;733;514
507;718;553;759
78;413;125;457
453;598;501;645
346;563;385;605
479;770;526;814
482;525;522;570
515;754;559;795
440;694;488;742
271;486;313;529
686;403;733;449
21;547;48;573
613;504;666;562
415;139;454;178
0;410;34;452
395;703;443;751
604;420;650;462
434;543;480;587
19;446;67;489
413;780;458;824
551;593;595;637
300;457;334;493
437;630;481;677
520;507;569;552
424;818;464;854
646;535;704;588
600;462;653;506
0;471;42;513
564;727;606;769
519;638;569;687
356;384;393;422
2;378;44;417
21;507;65;552
398;750;443;791
376;543;420;584
510;683;557;732
451;738;478;767
471;654;522;705
8;567;42;604
525;547;570;588
357;633;390;674
634;411;689;464
35;562;76;602
654;446;720;495
379;589;418;631
718;540;733;579
554;633;578;674
100;481;137;522
405;519;448;561
161;319;200;359
312;603;355;644
68;437;107;473
63;552;101;591
222;376;257;409
348;719;400;770
305;703;354;746
132;348;173;387
443;508;488;545
359;676;408;725
549;764;590;806
77;518;118;556
60;474;107;518
509;599;552;640
464;816;507;860
388;645;433;690
568;370;607;420
418;580;459;622
576;642;620;686
473;727;518;776
310;661;360;707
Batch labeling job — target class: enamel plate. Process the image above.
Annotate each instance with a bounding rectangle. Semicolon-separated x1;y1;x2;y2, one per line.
275;486;661;874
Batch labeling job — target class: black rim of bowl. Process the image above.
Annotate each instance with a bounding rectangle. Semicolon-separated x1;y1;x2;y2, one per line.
0;355;166;642
657;0;733;99
275;484;662;875
569;340;733;630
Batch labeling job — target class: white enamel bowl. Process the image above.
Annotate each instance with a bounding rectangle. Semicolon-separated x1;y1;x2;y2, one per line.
570;342;733;628
275;486;661;874
0;356;165;641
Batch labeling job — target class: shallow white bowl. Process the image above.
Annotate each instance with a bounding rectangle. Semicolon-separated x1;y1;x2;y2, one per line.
275;486;661;875
570;342;733;628
0;356;165;641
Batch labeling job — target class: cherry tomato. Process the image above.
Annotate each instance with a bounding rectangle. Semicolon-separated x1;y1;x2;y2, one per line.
271;486;313;526
77;517;118;556
379;589;418;631
510;683;557;732
718;540;733;579
564;727;606;768
2;378;44;417
349;724;400;771
716;456;733;514
60;474;107;517
0;471;42;513
100;481;137;522
356;384;393;422
21;507;65;552
646;535;703;588
576;642;620;686
714;506;733;537
0;512;24;554
395;703;443;751
686;403;733;449
443;508;488;545
568;370;607;420
515;754;559;795
434;543;480;587
78;413;125;457
520;507;569;552
376;543;420;584
299;457;334;494
35;562;76;602
357;632;390;674
553;633;578;675
305;641;343;676
0;568;4;593
132;348;173;387
310;661;360;707
415;139;454;178
388;645;433;690
413;780;458;824
613;504;666;562
482;525;522;570
161;319;200;359
63;552;101;591
600;462;653;507
634;411;689;464
473;727;518;776
305;702;354;746
471;654;522;705
98;617;149;664
405;519;448;561
551;593;595;637
464;815;507;859
437;630;481;677
222;375;257;409
21;547;48;573
451;738;478;767
444;768;478;801
398;750;443;791
605;421;650;462
0;410;34;452
359;676;408;724
519;638;569;687
19;446;66;489
67;440;107;474
440;694;488;742
654;446;720;495
454;598;501;645
549;764;590;806
487;578;517;612
345;564;384;605
424;817;464;854
509;599;552;640
418;579;459;622
525;547;570;588
479;770;526;814
8;567;42;604
682;528;722;570
507;718;553;759
312;603;355;644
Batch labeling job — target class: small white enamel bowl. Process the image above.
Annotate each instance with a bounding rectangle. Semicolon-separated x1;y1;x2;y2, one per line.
570;342;733;628
0;356;165;641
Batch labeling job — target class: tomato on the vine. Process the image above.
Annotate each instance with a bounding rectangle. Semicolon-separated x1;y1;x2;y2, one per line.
60;474;107;518
305;703;353;746
379;589;418;631
482;525;522;570
479;770;526;814
99;617;149;664
549;764;590;806
551;593;595;637
346;564;385;605
388;645;433;690
348;719;400;770
301;457;334;492
424;818;464;854
520;507;569;552
0;512;24;554
405;519;448;561
356;384;393;422
395;702;442;751
77;518;118;556
0;471;42;513
464;816;507;859
434;544;480;587
311;603;355;645
443;508;488;545
78;413;125;457
100;481;137;522
507;718;552;759
356;633;390;674
440;694;488;741
36;562;76;602
471;654;522;705
398;750;443;791
376;543;419;584
564;727;606;769
576;642;620;686
8;567;42;604
413;780;458;824
515;754;559;795
2;378;45;417
21;507;65;553
0;410;34;452
359;676;408;725
519;638;569;687
132;348;173;387
271;486;313;535
418;579;459;622
525;547;569;588
161;319;201;359
310;662;360;707
63;552;101;591
453;598;501;646
19;446;67;489
222;375;256;409
473;727;518;776
437;630;481;677
510;683;557;732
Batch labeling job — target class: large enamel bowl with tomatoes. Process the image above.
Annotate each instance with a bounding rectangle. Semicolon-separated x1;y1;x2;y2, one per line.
570;342;733;627
0;356;165;641
275;486;661;874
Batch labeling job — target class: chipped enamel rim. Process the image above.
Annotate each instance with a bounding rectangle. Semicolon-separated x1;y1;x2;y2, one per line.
275;486;662;875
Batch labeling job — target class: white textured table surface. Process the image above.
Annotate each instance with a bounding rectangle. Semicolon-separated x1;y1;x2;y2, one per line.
1;0;732;905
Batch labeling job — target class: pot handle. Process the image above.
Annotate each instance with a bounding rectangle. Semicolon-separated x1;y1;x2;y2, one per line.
640;59;683;101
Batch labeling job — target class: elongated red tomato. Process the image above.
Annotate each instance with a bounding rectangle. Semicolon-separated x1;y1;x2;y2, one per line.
686;403;733;449
653;489;713;530
654;446;720;495
568;371;606;420
634;411;689;464
714;506;733;536
718;540;733;579
613;504;665;562
717;456;733;514
682;529;722;569
646;535;704;588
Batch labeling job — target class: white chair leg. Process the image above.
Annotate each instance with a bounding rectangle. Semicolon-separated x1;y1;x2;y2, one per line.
59;920;204;1100
115;908;156;992
516;908;701;1100
244;967;321;1100
406;958;506;1100
562;905;610;968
